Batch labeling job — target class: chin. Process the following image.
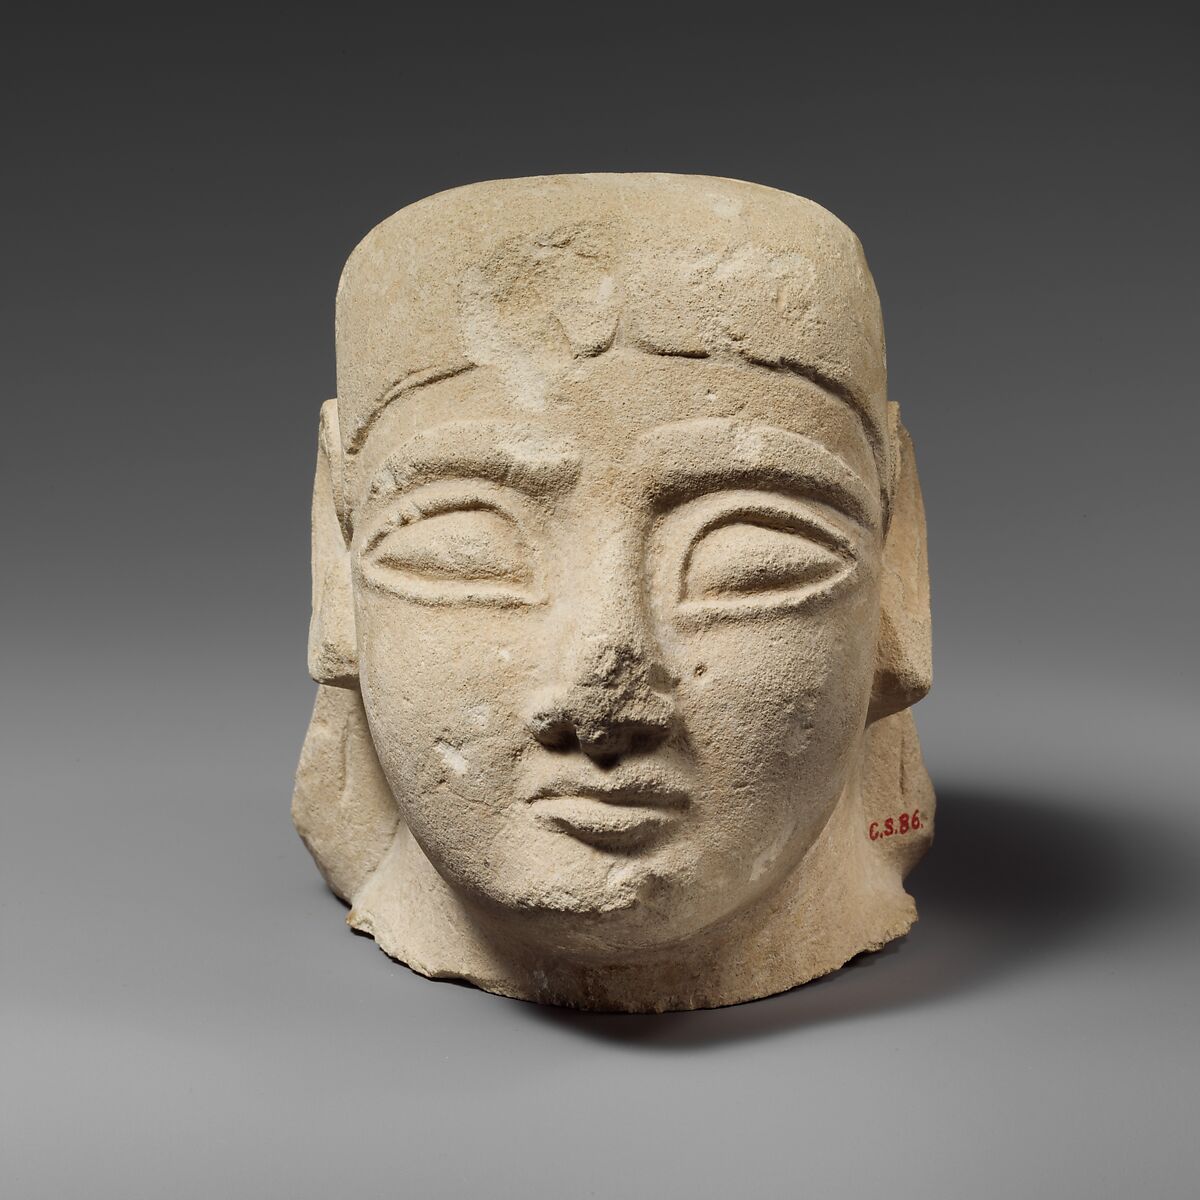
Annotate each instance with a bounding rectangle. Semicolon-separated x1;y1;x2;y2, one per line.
454;841;774;958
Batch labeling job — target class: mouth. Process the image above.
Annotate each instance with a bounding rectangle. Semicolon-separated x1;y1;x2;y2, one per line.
527;780;689;851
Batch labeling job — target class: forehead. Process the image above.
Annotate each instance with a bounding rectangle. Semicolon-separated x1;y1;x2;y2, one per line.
335;174;888;463
349;349;880;509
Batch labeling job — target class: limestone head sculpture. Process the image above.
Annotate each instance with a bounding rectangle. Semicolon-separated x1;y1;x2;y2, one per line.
294;174;934;1012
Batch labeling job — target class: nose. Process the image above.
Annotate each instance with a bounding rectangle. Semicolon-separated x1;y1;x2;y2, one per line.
526;542;675;766
527;640;675;763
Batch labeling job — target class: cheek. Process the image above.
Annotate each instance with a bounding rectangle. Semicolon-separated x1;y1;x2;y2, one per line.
355;596;534;813
673;587;879;798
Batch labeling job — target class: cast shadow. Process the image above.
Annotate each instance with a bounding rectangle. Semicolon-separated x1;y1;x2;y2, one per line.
514;781;1199;1049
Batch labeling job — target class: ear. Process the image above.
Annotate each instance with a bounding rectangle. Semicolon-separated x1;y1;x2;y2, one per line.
869;404;932;720
307;399;358;687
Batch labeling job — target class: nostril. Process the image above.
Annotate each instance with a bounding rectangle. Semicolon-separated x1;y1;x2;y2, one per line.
576;728;626;765
575;720;669;764
527;690;675;762
529;714;580;752
580;747;624;770
628;723;669;755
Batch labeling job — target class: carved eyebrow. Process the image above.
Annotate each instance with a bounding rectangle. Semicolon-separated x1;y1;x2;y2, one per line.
361;420;582;506
636;418;880;529
347;363;478;456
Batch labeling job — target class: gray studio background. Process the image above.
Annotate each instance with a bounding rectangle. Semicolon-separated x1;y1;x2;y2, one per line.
3;9;1197;1199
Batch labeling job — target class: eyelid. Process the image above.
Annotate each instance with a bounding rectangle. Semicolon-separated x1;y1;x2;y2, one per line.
373;509;529;581
355;481;543;607
658;489;861;618
358;481;528;554
680;495;855;570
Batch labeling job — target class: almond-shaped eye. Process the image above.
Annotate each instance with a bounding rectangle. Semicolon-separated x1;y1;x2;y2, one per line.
369;508;531;586
683;520;848;601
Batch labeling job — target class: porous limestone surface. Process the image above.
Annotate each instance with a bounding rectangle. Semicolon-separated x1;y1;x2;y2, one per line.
294;174;934;1012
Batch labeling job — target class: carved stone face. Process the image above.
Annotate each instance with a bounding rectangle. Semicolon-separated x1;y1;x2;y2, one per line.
294;175;934;1010
351;349;882;951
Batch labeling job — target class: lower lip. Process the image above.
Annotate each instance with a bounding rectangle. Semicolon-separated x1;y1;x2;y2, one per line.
531;795;676;849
